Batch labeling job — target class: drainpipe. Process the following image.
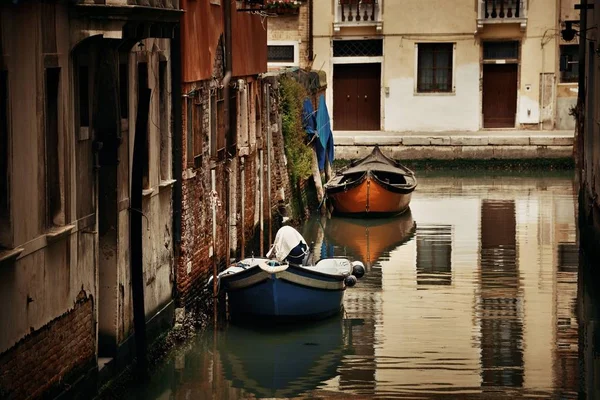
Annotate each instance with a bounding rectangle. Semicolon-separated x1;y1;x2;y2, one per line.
241;156;245;258
266;83;272;246
211;168;218;309
576;0;587;171
308;0;314;62
223;0;233;264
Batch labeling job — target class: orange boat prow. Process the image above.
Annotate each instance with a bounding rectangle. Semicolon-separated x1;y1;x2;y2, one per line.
328;176;412;215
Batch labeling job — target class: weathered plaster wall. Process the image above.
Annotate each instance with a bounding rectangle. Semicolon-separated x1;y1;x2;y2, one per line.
383;39;480;132
0;2;96;355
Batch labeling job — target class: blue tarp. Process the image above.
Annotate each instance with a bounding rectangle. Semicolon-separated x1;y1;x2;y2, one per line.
302;94;334;171
302;98;316;136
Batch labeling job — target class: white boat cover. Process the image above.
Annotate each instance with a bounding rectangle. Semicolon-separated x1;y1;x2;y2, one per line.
266;225;307;263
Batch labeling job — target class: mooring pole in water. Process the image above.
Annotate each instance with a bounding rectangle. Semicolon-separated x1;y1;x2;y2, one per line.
131;86;151;378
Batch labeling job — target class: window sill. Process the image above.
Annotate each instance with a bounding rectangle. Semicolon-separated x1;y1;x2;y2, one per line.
0;247;25;265
413;91;456;97
46;224;75;243
142;188;155;197
159;179;177;191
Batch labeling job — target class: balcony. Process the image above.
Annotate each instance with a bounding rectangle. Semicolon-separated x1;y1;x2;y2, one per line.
477;0;527;31
334;0;382;33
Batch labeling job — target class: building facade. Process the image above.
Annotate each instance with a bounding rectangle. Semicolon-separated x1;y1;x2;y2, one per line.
176;0;286;310
0;1;180;397
311;0;567;133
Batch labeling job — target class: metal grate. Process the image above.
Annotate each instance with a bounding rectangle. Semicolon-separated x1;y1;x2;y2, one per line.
483;41;519;60
333;39;383;57
267;45;295;63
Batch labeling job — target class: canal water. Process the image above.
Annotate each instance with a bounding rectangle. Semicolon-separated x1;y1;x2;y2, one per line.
124;171;600;399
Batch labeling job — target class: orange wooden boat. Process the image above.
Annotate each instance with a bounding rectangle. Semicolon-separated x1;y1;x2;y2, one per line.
324;146;417;216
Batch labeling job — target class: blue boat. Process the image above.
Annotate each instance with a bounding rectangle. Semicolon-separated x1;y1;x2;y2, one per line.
213;256;365;320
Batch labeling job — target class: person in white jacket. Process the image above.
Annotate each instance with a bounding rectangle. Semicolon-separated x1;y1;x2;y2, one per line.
266;225;309;265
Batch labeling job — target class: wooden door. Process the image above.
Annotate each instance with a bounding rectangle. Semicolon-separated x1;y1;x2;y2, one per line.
333;63;380;131
482;64;518;128
333;64;358;130
357;63;381;131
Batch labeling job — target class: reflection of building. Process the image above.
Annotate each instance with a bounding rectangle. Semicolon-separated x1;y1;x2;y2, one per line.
554;242;579;393
416;225;452;286
479;200;524;388
579;250;600;399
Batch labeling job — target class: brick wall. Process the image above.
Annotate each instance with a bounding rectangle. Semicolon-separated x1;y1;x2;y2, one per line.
0;292;94;400
267;4;311;69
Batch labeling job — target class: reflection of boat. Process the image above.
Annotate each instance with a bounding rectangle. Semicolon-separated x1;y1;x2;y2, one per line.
324;209;416;268
324;146;417;216
219;317;352;398
212;258;366;320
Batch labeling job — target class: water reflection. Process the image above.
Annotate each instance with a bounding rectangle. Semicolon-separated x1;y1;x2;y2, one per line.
119;173;598;399
478;200;523;388
416;224;452;286
218;317;354;398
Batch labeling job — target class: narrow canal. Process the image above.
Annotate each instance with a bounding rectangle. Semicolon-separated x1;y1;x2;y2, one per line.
122;170;600;399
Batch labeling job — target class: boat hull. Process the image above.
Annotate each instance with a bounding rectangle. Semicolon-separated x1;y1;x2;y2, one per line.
327;176;412;215
221;262;348;320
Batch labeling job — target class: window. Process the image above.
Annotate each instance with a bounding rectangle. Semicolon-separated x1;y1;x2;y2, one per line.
77;62;90;140
333;39;383;57
417;43;453;93
560;45;579;83
267;41;299;67
228;89;237;154
210;88;226;160
0;69;9;234
192;95;203;168
159;60;171;180
119;54;129;119
186;97;193;167
483;41;519;60
45;67;62;227
137;62;149;189
268;45;295;63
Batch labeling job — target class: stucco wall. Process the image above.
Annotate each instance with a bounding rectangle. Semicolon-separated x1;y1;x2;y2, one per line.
383;39;480;132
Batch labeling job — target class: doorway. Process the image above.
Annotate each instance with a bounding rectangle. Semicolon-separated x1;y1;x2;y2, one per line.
333;63;381;131
482;63;518;128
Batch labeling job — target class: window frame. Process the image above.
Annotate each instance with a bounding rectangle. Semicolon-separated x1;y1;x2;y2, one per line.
415;42;456;95
267;41;300;68
44;66;63;228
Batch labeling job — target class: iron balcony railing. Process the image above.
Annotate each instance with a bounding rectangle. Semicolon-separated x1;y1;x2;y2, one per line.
477;0;527;30
334;0;382;32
